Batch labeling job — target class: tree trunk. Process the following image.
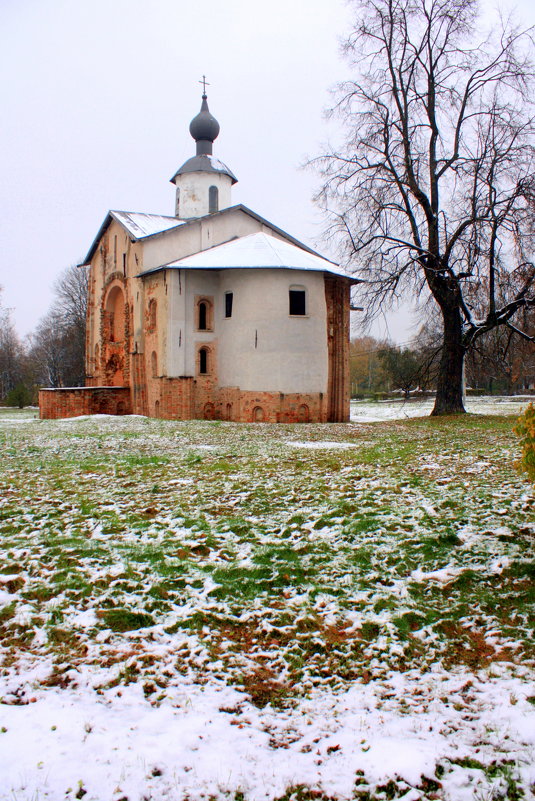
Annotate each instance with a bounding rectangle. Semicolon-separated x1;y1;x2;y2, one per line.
432;305;467;415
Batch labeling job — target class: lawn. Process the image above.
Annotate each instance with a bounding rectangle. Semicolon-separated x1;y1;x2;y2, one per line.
0;401;533;801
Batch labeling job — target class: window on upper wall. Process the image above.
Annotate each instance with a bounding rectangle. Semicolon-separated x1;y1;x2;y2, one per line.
209;185;219;214
196;298;213;330
198;301;208;330
289;286;306;316
225;292;233;318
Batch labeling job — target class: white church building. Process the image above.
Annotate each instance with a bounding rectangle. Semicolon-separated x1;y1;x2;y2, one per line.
39;91;354;423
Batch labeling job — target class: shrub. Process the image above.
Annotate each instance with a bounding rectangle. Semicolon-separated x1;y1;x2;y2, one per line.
5;383;33;409
514;403;535;484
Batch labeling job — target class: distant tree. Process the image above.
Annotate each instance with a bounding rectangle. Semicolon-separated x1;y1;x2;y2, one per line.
314;0;535;415
378;345;427;397
0;287;25;400
5;383;33;409
30;266;89;388
350;336;391;394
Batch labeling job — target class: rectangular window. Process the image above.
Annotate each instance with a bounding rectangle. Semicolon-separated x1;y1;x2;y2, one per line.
289;289;306;316
225;292;233;318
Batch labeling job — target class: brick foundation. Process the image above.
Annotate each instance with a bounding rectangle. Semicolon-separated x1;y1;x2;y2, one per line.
39;387;132;419
39;384;334;423
146;381;327;423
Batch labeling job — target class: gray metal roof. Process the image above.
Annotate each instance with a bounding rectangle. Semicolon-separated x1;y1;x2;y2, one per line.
170;153;238;185
139;231;358;282
81;211;185;265
81;204;349;276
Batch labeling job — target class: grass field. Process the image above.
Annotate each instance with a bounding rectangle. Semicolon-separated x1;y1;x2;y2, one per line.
0;402;533;801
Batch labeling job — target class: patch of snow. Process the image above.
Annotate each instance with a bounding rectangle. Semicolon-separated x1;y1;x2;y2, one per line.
1;667;534;801
67;609;98;628
288;441;359;449
111;210;184;239
411;566;470;584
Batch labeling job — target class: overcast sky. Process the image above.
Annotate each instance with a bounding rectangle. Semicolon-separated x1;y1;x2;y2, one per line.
1;0;533;344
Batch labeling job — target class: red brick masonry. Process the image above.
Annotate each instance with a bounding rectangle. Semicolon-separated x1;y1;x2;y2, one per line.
39;387;132;419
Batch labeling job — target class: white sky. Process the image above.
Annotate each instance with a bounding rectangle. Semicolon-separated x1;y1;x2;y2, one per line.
1;0;533;344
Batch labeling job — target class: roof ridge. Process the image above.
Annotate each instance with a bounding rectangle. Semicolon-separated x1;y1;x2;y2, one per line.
260;230;290;267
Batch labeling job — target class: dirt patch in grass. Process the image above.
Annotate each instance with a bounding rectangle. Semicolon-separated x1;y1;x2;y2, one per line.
241;665;291;708
438;621;517;670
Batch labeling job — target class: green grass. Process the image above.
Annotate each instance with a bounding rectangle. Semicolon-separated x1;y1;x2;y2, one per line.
0;409;533;688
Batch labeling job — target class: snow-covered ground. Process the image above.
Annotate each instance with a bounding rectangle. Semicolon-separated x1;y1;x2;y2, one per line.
1;661;534;801
0;404;533;800
350;395;532;422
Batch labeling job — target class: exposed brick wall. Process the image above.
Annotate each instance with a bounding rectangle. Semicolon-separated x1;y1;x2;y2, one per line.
131;353;148;416
39;387;132;420
324;276;351;422
40;384;333;423
191;385;326;423
159;377;194;419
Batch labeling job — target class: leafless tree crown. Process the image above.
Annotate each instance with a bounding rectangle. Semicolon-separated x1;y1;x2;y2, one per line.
315;0;534;344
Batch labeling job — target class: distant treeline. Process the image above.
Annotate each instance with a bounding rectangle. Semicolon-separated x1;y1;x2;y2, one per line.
0;266;88;407
351;325;535;399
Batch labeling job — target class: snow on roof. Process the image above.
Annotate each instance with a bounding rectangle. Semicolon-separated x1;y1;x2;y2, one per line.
144;232;353;279
82;210;186;265
170;153;238;185
110;211;185;239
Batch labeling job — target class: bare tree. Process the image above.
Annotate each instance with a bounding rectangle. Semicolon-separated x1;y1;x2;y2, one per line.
315;0;535;414
30;265;89;388
465;304;535;392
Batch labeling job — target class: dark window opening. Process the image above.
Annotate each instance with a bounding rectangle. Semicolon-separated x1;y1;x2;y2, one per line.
225;292;233;318
289;289;306;316
199;348;208;374
198;301;207;330
209;185;219;214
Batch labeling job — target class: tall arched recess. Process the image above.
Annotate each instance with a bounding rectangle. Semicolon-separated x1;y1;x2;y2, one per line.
105;285;126;343
102;282;126;387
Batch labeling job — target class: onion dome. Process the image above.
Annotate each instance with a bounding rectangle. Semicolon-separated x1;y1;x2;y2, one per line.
189;95;220;155
170;91;237;187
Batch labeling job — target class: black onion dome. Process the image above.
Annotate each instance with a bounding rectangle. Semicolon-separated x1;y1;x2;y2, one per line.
189;95;220;143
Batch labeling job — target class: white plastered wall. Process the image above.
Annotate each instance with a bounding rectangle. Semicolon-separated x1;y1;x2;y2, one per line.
218;269;328;393
174;172;233;220
165;268;329;393
165;270;218;377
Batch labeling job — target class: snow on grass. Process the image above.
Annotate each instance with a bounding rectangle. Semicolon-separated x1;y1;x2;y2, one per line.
288;441;359;449
350;395;531;422
0;404;533;800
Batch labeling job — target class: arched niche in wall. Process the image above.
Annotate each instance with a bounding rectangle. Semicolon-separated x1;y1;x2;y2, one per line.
105;284;126;343
203;402;215;420
148;298;157;333
252;406;265;422
298;404;310;423
151;351;158;378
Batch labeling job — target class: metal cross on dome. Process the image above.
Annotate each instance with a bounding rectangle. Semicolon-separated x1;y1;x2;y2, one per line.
199;75;210;95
